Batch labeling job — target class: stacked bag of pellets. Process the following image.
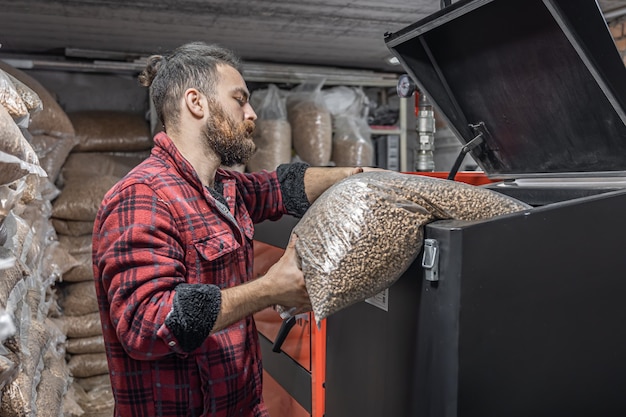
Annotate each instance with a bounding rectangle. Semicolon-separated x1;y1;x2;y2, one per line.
323;86;374;168
290;171;531;327
0;65;75;417
286;79;333;166
263;81;374;168
246;84;292;172
51;111;152;283
0;70;47;187
49;109;151;417
0;61;78;185
50;312;114;417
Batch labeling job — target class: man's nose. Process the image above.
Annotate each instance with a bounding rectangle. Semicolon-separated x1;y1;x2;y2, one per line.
244;103;257;121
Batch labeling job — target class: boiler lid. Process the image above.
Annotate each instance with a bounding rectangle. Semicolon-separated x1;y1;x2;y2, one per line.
385;0;626;178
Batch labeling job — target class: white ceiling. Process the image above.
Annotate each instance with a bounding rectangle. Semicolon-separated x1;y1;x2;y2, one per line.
0;0;625;74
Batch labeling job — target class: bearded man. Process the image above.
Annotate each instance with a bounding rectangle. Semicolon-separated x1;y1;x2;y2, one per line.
92;42;367;417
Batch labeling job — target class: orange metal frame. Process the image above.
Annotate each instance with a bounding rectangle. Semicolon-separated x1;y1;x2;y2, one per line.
253;240;327;417
311;317;326;417
405;171;497;185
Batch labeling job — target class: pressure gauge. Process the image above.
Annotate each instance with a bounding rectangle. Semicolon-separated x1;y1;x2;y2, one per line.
397;74;417;98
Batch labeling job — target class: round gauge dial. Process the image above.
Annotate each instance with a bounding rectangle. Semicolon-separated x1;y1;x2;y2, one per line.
396;74;417;98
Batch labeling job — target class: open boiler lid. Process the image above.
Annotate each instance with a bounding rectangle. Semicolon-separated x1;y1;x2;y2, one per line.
385;0;626;179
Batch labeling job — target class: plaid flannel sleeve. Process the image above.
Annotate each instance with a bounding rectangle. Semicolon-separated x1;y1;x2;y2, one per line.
94;182;188;359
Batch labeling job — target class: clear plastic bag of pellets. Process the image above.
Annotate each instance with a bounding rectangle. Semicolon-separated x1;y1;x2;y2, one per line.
293;171;531;326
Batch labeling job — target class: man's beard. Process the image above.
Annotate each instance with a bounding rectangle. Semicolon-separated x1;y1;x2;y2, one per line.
202;99;256;167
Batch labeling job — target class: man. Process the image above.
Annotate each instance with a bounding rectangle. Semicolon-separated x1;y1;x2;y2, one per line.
92;41;367;417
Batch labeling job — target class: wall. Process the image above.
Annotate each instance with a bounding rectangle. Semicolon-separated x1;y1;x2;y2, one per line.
24;69;149;115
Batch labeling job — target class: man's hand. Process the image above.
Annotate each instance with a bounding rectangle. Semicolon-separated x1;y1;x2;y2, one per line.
263;233;311;314
211;234;310;333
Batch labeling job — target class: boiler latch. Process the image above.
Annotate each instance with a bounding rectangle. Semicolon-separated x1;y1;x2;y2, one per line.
421;239;439;282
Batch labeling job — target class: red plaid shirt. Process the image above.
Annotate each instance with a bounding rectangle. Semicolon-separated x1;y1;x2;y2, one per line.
92;132;287;417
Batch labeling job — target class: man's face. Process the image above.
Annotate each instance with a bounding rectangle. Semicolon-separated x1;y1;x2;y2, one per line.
201;65;257;167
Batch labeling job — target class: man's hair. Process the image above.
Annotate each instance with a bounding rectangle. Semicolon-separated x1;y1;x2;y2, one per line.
138;42;241;131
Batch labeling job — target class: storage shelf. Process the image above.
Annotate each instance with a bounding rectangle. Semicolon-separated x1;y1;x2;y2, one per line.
369;127;402;135
0;54;400;87
1;52;410;170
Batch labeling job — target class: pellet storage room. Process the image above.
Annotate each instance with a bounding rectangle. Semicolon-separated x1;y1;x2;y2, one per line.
2;0;626;416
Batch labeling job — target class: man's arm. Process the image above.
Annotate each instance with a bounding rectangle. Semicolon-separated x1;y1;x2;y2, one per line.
209;166;374;333
302;166;364;204
204;165;371;332
165;166;387;351
164;235;309;351
210;234;309;333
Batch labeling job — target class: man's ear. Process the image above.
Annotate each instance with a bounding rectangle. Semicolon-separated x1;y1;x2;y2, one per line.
183;88;205;119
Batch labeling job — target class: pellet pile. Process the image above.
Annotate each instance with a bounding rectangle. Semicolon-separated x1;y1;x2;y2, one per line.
293;171;531;326
50;111;151;417
286;82;333;167
323;86;374;168
0;62;151;417
246;83;374;170
0;61;78;185
246;84;292;172
0;65;72;417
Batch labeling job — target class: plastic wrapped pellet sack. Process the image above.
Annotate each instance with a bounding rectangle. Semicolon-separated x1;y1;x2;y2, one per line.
292;171;531;326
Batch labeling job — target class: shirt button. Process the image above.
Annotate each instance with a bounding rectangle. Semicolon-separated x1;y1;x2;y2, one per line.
168;341;176;346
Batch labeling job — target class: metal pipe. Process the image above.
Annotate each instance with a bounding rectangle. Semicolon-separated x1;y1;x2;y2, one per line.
604;6;626;20
414;93;436;172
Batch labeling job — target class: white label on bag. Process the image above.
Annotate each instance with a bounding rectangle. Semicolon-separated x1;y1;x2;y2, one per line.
365;289;389;312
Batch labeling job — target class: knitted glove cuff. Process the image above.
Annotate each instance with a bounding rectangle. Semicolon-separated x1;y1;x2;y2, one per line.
276;162;310;217
165;283;221;353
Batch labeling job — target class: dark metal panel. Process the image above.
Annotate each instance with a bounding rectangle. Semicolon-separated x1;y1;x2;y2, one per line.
414;189;626;417
324;260;423;417
411;226;464;417
254;215;299;249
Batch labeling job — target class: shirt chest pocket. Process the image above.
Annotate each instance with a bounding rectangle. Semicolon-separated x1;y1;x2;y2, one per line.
188;230;241;286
